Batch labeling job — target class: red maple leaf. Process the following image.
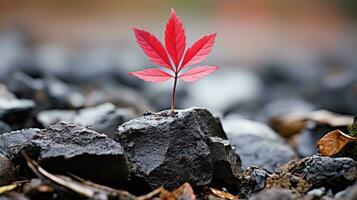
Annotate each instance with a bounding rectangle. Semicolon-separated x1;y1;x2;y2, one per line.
129;8;219;113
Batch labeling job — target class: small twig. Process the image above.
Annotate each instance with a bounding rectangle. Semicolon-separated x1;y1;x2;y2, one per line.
137;187;164;200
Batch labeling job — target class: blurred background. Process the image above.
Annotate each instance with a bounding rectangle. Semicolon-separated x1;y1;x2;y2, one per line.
0;0;356;117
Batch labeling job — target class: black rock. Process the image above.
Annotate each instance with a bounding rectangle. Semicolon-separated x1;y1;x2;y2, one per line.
0;121;11;134
0;83;17;100
222;117;297;171
43;77;84;109
6;71;45;100
0;98;35;122
0;129;39;159
0;154;17;185
37;103;135;139
288;155;357;192
239;166;270;198
0;122;129;186
207;136;242;189
115;108;227;190
248;189;295;200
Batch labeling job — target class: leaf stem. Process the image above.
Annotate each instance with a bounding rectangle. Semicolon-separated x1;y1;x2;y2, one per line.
171;72;178;115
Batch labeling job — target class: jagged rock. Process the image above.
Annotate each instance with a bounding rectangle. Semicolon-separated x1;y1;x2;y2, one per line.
6;71;45;100
37;103;135;139
0;83;17;99
43;77;84;109
207;136;242;188
115;108;227;190
239;166;270;198
287;155;357;192
0;128;39;158
0;122;129;186
7;72;85;110
222;117;297;171
248;189;296;200
0;98;35;121
0;83;37;129
0;154;17;185
0;121;11;134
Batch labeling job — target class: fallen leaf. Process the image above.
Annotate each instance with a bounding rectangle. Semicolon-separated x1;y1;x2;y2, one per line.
173;183;195;200
159;183;195;200
317;129;356;156
208;188;238;200
0;184;18;194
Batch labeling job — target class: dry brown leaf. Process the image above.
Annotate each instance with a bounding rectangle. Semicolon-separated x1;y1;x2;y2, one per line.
208;188;238;200
173;183;195;200
160;188;176;200
160;183;195;200
317;129;356;156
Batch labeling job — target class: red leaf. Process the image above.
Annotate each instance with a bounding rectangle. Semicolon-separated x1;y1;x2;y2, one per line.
132;27;174;71
129;68;173;82
179;66;219;82
165;8;186;69
179;33;217;71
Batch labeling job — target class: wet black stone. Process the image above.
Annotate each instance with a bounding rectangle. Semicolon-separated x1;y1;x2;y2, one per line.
238;166;270;198
288;155;357;192
0;121;11;134
207;136;242;189
0;129;39;159
0;122;129;186
0;154;17;185
43;77;84;109
6;71;45;100
115;108;227;190
223;117;297;171
0;98;35;122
